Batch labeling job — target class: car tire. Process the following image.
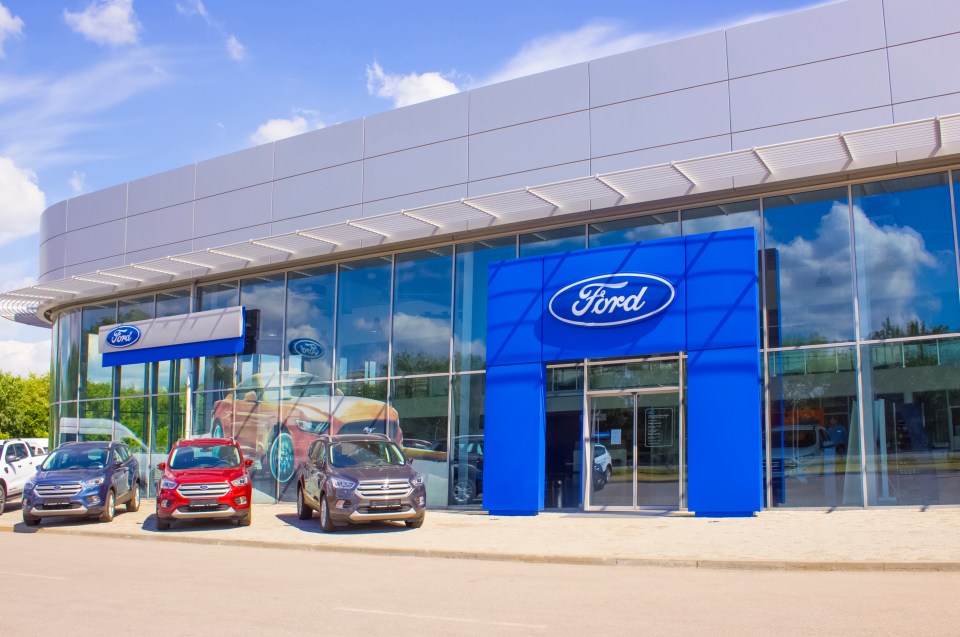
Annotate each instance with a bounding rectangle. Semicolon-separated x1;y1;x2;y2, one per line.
0;483;6;515
319;493;336;533
126;484;141;513
156;518;172;530
239;508;252;527
22;514;40;527
405;514;425;529
451;477;476;505
604;466;612;485
99;490;116;523
296;485;312;520
268;425;296;484
211;420;224;438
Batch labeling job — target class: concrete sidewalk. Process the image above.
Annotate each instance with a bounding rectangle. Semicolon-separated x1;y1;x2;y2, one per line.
2;502;960;571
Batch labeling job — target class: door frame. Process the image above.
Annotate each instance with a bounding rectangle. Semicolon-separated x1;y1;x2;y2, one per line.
582;355;686;512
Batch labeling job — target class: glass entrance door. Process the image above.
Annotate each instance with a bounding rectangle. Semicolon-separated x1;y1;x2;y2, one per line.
587;390;682;510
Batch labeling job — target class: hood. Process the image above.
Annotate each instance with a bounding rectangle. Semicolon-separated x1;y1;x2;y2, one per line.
34;467;105;483
332;464;417;482
166;467;245;483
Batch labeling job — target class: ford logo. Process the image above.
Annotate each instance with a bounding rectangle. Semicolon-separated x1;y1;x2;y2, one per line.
288;338;324;360
200;485;208;490
105;325;142;348
548;273;676;327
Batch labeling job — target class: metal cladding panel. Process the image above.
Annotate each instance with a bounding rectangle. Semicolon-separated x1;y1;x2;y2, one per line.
686;345;762;516
99;306;245;366
482;362;545;515
684;228;759;352
486;258;543;367
540;238;687;362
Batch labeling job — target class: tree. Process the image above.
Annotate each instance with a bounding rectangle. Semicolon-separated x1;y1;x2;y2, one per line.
0;372;51;439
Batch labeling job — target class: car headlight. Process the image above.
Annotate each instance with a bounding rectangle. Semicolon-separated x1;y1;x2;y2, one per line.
331;478;356;490
82;477;105;487
231;475;249;487
160;478;178;490
294;419;329;433
410;475;424;487
24;481;36;492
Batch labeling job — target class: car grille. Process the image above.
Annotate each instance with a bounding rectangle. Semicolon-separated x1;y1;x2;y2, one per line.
357;479;411;499
177;482;230;498
36;482;82;497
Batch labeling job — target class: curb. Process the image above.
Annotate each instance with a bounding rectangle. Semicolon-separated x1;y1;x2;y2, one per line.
3;524;959;572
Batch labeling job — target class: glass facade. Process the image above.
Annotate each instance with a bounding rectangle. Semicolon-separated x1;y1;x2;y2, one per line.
49;169;960;510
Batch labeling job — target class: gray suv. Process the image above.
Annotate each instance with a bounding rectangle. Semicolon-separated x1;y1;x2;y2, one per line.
295;434;426;531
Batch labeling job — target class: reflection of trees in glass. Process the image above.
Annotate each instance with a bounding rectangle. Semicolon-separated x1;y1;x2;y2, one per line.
869;317;949;340
83;381;112;400
392;352;449;376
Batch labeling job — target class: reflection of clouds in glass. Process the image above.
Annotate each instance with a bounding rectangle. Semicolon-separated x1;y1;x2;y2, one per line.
682;212;759;235
393;312;450;354
621;223;676;243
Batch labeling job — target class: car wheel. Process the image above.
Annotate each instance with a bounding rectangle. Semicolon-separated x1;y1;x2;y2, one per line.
155;500;171;530
0;483;6;515
268;426;296;483
451;477;476;505
296;485;312;520
126;484;141;513
211;420;224;438
405;514;425;529
239;508;252;527
22;513;40;527
99;490;116;523
604;466;612;484
319;493;336;533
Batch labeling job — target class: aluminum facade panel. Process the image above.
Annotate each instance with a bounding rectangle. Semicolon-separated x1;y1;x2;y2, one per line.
193;183;272;237
469;64;589;134
591;83;730;158
883;0;960;46
589;31;728;108
270;205;361;235
192;224;272;251
467;162;590;198
731;107;893;149
125;202;194;252
39;233;67;276
273;119;363;179
361;185;467;218
362;138;468;202
893;92;960;121
469;112;590;182
364;92;468;158
65;184;126;231
195;143;274;199
40;201;67;242
889;33;960;103
591;136;732;174
729;50;891;132
65;219;125;265
64;255;125;278
272;162;362;221
124;241;194;265
127;164;195;216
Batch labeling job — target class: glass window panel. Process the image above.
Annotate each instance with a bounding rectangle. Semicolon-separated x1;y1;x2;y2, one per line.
144;393;184;496
862;337;960;505
332;379;398;439
57;310;80;403
391;376;449;507
193;392;221;438
588;359;680;391
80;302;117;400
393;248;453;376
682;199;761;235
588;212;680;248
519;226;585;257
196;281;238;393
545;367;583;509
118;296;154;396
453;237;516;372
853;173;960;337
238;274;285;384
336;257;391;380
155;289;191;394
156;289;191;317
764;188;855;346
285;266;336;382
767;346;863;507
55;402;77;445
223;370;282;503
450;374;485;506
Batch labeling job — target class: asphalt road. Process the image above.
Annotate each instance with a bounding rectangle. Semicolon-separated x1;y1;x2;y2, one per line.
3;532;959;637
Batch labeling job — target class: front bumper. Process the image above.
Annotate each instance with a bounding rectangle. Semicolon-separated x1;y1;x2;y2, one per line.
156;483;252;522
26;503;97;517
170;505;243;519
346;507;420;522
327;483;427;524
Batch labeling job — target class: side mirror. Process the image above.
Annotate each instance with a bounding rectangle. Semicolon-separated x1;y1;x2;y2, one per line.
244;458;253;468
156;462;166;471
115;461;123;469
244;391;259;403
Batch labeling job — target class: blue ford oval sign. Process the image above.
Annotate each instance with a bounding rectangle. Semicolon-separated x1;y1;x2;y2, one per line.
105;325;142;348
288;338;324;359
548;273;676;327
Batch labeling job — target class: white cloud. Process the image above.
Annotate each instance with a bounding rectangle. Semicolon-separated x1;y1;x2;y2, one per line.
0;156;46;245
69;170;86;195
250;110;324;145
64;0;141;47
366;61;459;109
175;0;208;21
0;339;51;376
0;3;24;58
225;35;246;61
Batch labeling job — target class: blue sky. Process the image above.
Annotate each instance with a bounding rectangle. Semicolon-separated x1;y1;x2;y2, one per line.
0;0;820;375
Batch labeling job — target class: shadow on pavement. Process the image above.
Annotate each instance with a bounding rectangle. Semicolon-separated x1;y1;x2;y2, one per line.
275;512;413;535
140;513;244;534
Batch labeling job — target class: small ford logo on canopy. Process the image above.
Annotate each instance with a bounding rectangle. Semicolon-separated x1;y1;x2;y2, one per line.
548;273;676;327
288;338;324;359
105;325;142;348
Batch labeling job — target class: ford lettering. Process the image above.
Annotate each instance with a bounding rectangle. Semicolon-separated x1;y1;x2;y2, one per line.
548;273;675;327
105;325;142;348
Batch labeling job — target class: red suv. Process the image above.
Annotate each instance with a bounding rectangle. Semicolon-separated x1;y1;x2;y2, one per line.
155;438;253;530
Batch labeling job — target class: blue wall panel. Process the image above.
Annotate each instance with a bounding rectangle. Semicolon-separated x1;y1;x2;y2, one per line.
483;362;546;514
487;258;543;367
686;345;763;516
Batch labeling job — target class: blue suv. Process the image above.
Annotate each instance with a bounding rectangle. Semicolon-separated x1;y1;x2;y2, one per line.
21;441;141;526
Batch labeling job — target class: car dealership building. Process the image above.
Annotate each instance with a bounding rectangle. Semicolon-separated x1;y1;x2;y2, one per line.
4;0;960;516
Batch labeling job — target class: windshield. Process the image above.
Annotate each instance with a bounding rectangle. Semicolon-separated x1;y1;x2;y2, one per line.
282;384;333;399
778;430;818;448
41;447;109;471
330;441;406;468
169;444;241;470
